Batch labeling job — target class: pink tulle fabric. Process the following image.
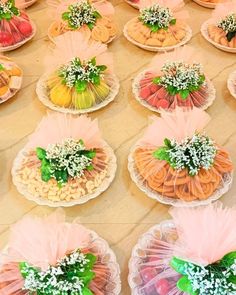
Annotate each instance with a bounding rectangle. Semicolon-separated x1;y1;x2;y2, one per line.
25;112;104;150
130;202;236;295
0;210;114;295
15;0;36;9
138;0;189;20
149;46;203;74
170;202;236;266
212;0;236;21
47;0;114;21
45;31;113;73
138;108;210;147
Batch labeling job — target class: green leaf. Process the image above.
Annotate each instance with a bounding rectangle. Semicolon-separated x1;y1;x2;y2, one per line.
62;12;70;20
150;23;160;32
36;147;47;160
170;257;188;275
167;85;178;96
226;31;236;42
86;165;94;171
153;147;170;162
4;12;12;20
19;262;29;278
170;18;176;25
97;65;107;72
87;22;95;30
82;287;94;295
11;6;19;15
228;275;236;284
93;10;101;19
85;253;97;267
80;271;96;285
179;89;190;100
189;85;200;92
221;251;236;267
92;75;100;85
164;138;172;148
199;74;205;83
41;162;51;182
153;77;161;84
91;57;96;66
177;276;197;295
75;80;88;93
0;64;5;71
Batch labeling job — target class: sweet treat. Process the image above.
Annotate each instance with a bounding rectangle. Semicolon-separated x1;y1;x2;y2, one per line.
47;0;117;44
12;113;117;205
202;1;236;50
129;202;236;295
37;32;118;113
0;210;121;294
133;46;215;112
0;55;22;103
228;70;236;98
129;108;233;205
124;0;191;50
0;0;35;50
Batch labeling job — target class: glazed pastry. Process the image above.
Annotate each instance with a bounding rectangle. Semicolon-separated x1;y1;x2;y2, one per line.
129;108;233;204
0;56;22;103
0;210;121;294
129;203;236;295
0;0;34;49
133;46;215;112
125;0;190;49
47;0;117;44
37;32;118;112
12;113;116;205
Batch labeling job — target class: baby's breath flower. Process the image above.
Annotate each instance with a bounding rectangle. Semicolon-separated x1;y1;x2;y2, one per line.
140;4;176;32
0;0;19;20
218;13;236;42
153;61;206;99
62;0;101;30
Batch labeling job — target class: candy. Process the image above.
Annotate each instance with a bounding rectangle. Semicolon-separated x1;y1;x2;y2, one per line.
155;279;170;295
0;32;14;46
18;21;33;37
157;99;169;109
140;267;157;283
140;87;151;99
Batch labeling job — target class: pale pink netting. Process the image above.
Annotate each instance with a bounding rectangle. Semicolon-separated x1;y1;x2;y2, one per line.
134;46;214;112
129;202;236;295
0;210;119;295
211;0;236;21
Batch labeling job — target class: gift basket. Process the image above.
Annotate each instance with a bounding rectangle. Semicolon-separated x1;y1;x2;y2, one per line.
0;55;22;103
0;210;121;294
132;46;216;112
128;108;233;206
36;31;119;113
228;69;236;98
47;0;118;44
201;0;236;52
129;202;236;295
123;0;192;51
12;113;117;207
0;0;36;51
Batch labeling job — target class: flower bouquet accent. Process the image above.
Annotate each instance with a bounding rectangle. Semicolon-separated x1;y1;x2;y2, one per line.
129;202;236;295
12;113;117;207
36;31;119;113
128;108;233;206
201;1;236;52
0;210;121;294
0;55;22;103
227;69;236;99
47;0;117;44
132;46;216;112
123;0;192;51
0;0;36;51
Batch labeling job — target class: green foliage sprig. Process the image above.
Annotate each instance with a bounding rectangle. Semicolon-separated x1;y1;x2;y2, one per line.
0;0;19;21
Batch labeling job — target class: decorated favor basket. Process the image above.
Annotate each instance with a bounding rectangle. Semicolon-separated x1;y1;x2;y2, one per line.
201;1;236;53
0;0;36;52
123;0;192;52
36;31;119;114
0;210;121;295
132;46;216;113
47;0;118;44
12;113;117;207
129;202;236;295
128;108;233;207
227;70;236;98
0;55;23;104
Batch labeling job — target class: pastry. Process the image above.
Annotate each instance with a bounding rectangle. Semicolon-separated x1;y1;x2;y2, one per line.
48;0;117;44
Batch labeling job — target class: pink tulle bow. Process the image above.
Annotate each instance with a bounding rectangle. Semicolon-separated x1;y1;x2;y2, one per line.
138;108;211;147
170;202;236;265
25;112;104;150
44;31;113;73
